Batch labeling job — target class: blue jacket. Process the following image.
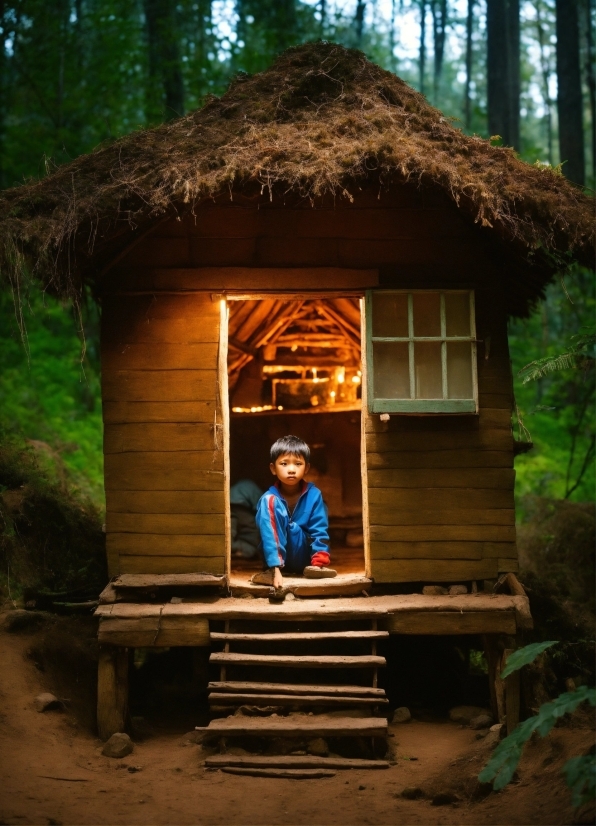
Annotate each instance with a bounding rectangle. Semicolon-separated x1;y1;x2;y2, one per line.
255;481;329;570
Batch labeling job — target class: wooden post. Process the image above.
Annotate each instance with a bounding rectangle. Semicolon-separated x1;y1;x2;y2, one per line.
221;620;229;683
483;635;505;723
503;648;521;735
371;619;378;689
97;645;129;741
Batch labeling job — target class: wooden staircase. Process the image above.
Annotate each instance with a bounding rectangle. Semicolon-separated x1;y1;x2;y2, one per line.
198;619;391;774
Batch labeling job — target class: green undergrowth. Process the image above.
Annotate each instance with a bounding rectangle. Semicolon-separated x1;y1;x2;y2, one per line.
0;288;104;507
0;432;107;602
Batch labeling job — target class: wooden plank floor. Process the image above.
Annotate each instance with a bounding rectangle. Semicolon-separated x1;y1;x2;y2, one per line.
231;545;365;577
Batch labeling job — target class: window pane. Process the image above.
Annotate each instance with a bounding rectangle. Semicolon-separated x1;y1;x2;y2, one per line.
445;292;471;337
413;292;441;337
373;341;410;398
447;342;474;398
414;341;442;398
372;292;408;337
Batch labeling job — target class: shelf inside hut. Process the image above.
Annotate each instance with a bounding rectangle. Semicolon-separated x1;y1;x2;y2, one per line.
228;297;365;578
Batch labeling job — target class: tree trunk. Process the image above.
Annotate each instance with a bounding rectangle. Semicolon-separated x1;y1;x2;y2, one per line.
556;0;584;184
487;0;520;149
273;0;297;53
144;0;185;123
419;0;427;95
0;0;6;189
464;0;474;129
586;0;595;182
535;0;553;164
390;0;397;71
355;0;366;46
431;0;447;101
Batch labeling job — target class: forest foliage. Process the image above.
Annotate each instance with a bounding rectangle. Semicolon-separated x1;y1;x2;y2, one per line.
0;0;593;512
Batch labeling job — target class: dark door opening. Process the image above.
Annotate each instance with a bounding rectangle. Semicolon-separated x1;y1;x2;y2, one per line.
227;297;366;580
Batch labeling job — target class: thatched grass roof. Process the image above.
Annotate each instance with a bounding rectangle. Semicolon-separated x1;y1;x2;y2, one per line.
0;42;593;312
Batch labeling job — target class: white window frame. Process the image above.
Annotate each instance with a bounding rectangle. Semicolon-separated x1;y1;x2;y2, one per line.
365;289;478;414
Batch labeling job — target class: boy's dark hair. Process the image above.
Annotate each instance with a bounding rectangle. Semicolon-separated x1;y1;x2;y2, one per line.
270;435;311;463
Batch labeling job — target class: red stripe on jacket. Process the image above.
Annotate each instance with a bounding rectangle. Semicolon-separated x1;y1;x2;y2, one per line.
268;494;284;566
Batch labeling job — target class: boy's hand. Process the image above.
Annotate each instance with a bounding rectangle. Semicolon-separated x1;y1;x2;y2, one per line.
272;567;283;590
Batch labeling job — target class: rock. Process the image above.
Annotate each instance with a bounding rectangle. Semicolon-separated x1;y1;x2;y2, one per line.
470;713;494;730
490;722;505;738
285;592;296;601
431;792;459;806
102;732;134;758
392;707;411;724
448;584;468;595
422;585;448;596
179;730;204;746
483;727;503;748
400;787;424;800
475;729;490;740
307;738;329;756
449;705;491;725
34;692;61;712
4;609;46;633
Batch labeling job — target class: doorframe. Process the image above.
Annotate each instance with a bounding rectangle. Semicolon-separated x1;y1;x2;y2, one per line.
218;298;232;578
219;291;370;579
360;296;372;578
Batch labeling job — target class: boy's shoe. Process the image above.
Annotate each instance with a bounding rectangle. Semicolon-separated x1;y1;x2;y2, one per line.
250;570;275;586
303;566;337;579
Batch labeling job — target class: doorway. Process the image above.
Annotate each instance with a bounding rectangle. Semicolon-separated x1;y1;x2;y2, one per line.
225;296;367;580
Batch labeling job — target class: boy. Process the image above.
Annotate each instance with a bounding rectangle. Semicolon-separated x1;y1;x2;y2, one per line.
253;435;337;590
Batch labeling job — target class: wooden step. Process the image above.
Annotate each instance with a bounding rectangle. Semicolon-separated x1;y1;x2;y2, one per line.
206;755;389;770
112;573;224;589
221;767;336;779
208;681;387;697
197;715;388;738
209;653;386;669
209;692;389;707
210;630;389;642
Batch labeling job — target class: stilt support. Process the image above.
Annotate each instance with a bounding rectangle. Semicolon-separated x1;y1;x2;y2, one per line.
97;645;129;741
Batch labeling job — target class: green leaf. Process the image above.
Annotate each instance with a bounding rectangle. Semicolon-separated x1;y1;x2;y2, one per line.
500;641;558;679
534;687;596;738
479;687;596;791
563;755;596;808
479;717;538;789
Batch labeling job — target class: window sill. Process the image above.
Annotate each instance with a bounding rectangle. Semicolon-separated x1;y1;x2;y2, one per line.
370;399;478;414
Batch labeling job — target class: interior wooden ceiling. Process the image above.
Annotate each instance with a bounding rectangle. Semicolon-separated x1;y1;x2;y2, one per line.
228;298;361;386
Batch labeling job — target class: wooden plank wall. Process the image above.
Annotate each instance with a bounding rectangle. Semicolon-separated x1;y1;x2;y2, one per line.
104;184;517;583
101;294;225;576
365;297;516;583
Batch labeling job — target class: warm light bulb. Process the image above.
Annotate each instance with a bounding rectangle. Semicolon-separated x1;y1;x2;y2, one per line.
352;376;361;384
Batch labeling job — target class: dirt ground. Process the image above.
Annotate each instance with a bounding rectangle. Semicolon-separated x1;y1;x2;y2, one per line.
0;614;594;826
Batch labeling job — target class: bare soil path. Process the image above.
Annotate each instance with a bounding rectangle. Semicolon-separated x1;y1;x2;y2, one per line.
0;615;593;826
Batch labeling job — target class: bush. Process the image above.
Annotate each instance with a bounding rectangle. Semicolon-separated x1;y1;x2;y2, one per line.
0;433;107;600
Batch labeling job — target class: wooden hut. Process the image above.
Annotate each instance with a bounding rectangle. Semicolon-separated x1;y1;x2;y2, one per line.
1;44;592;756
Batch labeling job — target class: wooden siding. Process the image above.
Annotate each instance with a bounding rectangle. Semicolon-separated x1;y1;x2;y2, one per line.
101;293;225;577
101;186;518;583
365;286;516;583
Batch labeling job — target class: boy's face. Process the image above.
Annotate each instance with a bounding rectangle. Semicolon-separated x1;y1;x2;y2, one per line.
270;452;310;488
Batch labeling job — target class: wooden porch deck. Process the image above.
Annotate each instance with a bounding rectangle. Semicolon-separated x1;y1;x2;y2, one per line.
95;592;531;647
